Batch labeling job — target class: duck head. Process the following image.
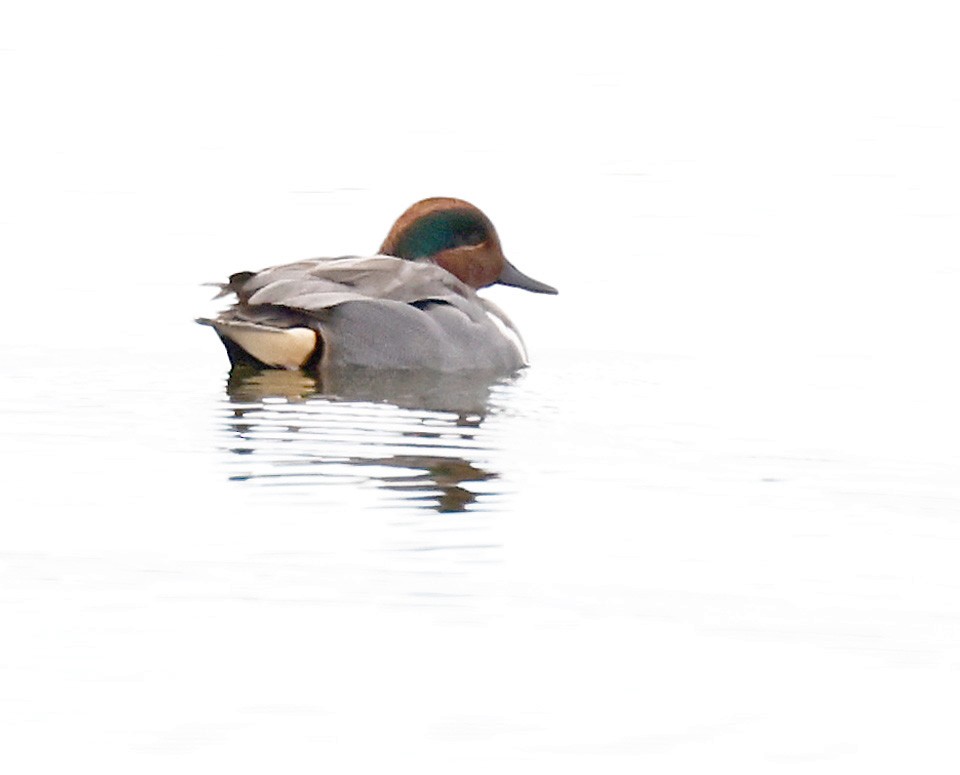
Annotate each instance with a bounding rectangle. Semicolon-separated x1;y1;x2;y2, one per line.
379;197;558;294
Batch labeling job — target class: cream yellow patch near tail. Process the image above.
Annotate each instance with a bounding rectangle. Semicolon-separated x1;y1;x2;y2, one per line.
214;321;317;369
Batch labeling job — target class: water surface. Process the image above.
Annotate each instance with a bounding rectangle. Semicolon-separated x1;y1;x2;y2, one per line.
3;2;960;770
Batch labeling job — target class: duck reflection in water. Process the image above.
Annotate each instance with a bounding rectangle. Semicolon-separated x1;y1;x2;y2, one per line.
222;365;514;513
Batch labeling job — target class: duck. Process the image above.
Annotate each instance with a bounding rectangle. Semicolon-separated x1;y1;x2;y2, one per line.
198;197;558;373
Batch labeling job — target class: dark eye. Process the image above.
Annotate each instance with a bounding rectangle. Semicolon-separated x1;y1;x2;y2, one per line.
456;227;486;247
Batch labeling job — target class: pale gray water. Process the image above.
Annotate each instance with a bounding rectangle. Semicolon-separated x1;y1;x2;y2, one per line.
3;1;960;772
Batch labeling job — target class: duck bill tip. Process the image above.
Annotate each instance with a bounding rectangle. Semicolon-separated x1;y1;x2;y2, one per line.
497;258;558;295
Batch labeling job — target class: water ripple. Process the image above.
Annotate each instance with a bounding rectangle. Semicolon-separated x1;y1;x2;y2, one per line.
216;366;522;513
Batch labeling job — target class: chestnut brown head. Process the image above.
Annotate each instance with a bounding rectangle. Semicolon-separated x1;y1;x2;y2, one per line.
379;197;557;294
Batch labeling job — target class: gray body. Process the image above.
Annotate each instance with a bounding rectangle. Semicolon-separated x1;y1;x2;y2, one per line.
199;256;528;373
